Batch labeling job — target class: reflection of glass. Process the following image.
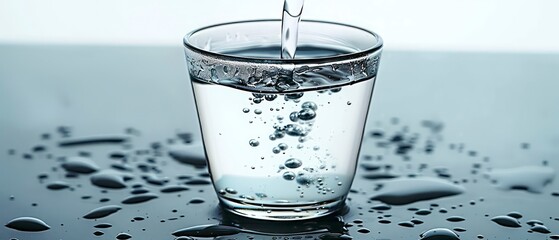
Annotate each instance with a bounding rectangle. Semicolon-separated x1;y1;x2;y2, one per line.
183;20;383;220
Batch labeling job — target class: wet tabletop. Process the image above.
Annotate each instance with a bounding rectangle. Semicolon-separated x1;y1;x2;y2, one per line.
1;45;559;239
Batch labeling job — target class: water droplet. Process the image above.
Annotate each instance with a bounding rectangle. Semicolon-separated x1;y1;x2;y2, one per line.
242;108;250;113
526;219;544;226
285;158;302;168
248;139;260;147
415;209;432;215
298;108;316;121
447;216;465;222
46;181;70;190
172;224;242;237
61;156;100;174
93;230;104;236
371;204;391;211
58;135;129;147
184;179;211;185
410;219;424;225
507;212;523;219
283;171;296;180
255;192;268;198
301;101;318;110
369;177;465;205
487;166;555;193
419;228;460;240
94;223;112;228
90;170;128;189
272;147;281;154
83;205;122;219
121;193;159;204
397;221;414;228
362;173;399;180
491;215;521;228
531;224;551;233
253;98;263;104
254;109;262;114
5;217;50;232
453;227;466;232
160;185;190;193
175;237;195;240
225;188;237;194
189;198;205;204
357;228;370;233
347;101;352;105
318;233;353;239
168;144;207;167
116;232;132;239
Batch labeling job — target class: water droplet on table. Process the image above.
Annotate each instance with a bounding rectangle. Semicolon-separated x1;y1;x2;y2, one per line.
83;205;122;219
369;177;465;205
172;224;242;237
61;156;100;174
5;217;51;232
490;215;521;228
419;228;460;240
121;193;159;204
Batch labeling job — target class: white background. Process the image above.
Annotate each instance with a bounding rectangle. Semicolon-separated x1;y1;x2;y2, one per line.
1;0;558;52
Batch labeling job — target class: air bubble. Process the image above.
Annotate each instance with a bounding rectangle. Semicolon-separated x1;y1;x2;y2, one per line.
285;158;302;168
298;108;316;121
265;94;277;101
289;112;300;122
285;92;304;100
301;101;318;110
283;171;296;180
296;175;313;185
285;124;307;136
249;139;260;147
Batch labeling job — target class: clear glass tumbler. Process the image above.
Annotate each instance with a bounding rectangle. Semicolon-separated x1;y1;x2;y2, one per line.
183;20;382;220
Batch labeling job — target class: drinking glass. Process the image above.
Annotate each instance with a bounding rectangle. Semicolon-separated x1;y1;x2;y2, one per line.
183;20;382;220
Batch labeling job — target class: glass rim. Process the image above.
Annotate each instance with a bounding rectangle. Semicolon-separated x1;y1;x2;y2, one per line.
183;19;383;64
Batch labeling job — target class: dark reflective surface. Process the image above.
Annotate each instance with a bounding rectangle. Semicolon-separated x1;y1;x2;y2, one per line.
1;45;558;239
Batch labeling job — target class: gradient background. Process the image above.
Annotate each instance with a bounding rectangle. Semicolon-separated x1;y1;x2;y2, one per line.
2;0;558;52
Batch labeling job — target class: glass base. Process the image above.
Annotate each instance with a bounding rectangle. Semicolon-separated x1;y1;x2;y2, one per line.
218;196;347;221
